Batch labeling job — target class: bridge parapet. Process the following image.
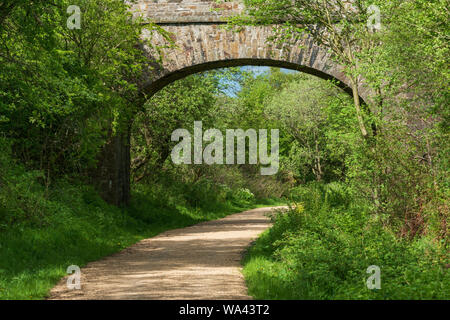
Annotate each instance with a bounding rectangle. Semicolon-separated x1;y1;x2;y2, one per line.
132;0;243;24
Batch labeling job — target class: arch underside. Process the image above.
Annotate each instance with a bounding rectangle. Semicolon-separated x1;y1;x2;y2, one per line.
144;58;356;99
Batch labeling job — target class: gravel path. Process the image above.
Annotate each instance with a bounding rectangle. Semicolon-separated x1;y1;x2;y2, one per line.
48;206;286;300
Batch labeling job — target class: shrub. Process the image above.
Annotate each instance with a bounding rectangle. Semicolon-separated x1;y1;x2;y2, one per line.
244;183;449;299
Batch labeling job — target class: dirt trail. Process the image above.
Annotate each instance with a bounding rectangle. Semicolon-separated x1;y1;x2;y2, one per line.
48;206;286;300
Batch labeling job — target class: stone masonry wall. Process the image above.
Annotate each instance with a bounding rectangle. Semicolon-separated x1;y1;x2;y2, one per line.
132;0;244;24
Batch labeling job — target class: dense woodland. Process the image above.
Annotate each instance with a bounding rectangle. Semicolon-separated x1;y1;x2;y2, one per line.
0;0;448;299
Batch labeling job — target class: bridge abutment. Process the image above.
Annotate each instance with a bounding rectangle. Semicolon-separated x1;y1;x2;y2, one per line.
95;131;131;207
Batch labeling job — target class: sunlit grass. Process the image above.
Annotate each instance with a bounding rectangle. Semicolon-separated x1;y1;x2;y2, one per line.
242;183;450;300
0;181;283;300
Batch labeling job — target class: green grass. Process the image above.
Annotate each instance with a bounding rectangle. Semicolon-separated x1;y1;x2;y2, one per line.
242;183;450;300
0;177;284;300
0;140;286;300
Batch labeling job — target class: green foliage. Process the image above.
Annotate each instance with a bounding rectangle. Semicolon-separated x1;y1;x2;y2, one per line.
0;138;49;229
266;74;358;182
131;72;220;181
0;0;169;177
0;139;278;299
243;183;449;300
1;0;448;302
231;188;255;203
230;0;449;243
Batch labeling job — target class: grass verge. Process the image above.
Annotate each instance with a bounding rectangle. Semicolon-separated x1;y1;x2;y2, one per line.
242;183;449;300
0;179;283;300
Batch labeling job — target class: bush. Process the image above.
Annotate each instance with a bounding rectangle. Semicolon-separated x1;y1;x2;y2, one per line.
231;188;255;203
0;146;275;299
243;183;449;300
0;139;52;229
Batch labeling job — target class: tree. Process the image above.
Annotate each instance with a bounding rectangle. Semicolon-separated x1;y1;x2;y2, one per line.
266;75;349;181
228;0;383;140
131;72;221;182
0;0;170;180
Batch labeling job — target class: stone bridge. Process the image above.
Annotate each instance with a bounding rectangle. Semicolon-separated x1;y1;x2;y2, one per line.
135;0;369;99
99;0;368;206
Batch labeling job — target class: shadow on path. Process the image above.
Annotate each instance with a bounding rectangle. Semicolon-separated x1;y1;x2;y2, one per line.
48;206;287;300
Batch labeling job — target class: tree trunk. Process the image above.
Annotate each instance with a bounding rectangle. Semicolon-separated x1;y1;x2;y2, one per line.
314;138;322;182
350;76;369;139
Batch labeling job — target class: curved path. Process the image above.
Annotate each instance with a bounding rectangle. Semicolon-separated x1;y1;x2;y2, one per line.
48;206;286;300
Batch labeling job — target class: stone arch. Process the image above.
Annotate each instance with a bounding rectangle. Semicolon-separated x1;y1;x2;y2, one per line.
99;1;373;206
140;24;370;102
